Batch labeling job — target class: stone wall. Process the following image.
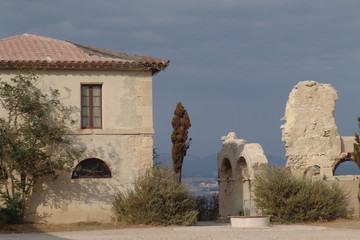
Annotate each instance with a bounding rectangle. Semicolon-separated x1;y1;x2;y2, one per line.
313;175;360;218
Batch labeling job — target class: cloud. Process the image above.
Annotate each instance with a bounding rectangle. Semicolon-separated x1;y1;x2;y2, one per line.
1;0;360;158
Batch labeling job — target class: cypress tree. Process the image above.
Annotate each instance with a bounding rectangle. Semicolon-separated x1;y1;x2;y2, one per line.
171;102;192;182
352;117;360;168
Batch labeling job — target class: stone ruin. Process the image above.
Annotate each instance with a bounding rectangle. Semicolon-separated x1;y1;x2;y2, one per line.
281;80;354;178
217;132;268;220
218;80;359;219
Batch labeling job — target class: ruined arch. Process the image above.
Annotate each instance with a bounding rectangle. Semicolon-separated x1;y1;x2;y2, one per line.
217;132;269;219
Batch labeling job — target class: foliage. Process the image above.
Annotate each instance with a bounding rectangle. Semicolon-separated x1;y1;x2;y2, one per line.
0;194;24;224
0;207;9;228
195;194;219;221
171;102;191;182
253;166;348;223
352;117;360;168
152;148;161;167
113;165;198;226
237;208;245;216
0;73;80;224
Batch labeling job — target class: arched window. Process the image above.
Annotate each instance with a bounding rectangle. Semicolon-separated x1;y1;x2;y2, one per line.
72;158;111;179
220;158;233;179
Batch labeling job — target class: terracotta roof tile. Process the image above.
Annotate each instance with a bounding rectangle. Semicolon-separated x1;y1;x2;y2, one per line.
0;34;169;73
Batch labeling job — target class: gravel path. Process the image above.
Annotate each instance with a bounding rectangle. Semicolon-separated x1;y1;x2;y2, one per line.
1;223;360;240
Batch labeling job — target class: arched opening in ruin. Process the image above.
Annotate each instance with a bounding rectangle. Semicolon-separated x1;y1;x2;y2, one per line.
303;165;320;179
236;156;251;215
219;158;235;217
333;158;360;176
220;158;233;179
237;157;249;180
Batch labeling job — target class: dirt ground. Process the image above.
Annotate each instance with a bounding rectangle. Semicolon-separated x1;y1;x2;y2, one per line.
1;221;360;240
1;219;360;240
301;218;360;229
1;218;360;233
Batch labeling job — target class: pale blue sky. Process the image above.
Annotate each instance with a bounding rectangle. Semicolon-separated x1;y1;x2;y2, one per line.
1;0;360;158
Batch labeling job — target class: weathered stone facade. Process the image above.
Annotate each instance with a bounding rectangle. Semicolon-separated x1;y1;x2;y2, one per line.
0;70;156;223
281;80;354;177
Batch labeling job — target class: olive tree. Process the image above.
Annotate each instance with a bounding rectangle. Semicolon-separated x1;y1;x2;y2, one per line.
0;73;81;223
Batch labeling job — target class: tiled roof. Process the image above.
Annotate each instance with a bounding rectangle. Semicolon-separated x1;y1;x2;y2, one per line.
0;34;169;74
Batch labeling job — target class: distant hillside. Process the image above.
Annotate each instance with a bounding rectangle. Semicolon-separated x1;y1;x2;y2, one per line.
157;152;286;177
157;153;217;177
158;152;360;177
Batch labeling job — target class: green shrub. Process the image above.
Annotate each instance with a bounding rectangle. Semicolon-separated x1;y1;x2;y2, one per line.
113;165;198;226
196;194;219;221
0;211;8;228
253;167;348;223
0;193;25;224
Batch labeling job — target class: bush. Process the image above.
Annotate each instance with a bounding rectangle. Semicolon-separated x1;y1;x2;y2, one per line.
253;167;348;223
0;211;8;228
0;194;24;224
196;194;219;221
113;166;198;226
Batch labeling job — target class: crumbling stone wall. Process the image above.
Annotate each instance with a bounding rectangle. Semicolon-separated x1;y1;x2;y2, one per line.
281;80;347;177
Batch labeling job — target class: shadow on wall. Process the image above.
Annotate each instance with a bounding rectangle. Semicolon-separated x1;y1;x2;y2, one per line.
27;173;119;222
26;141;125;223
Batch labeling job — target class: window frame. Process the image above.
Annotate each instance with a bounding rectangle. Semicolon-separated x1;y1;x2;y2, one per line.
81;84;103;129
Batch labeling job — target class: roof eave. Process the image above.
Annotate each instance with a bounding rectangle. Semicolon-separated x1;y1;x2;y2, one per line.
0;61;170;73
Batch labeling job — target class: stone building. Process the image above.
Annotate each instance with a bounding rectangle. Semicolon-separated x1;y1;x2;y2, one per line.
0;34;169;223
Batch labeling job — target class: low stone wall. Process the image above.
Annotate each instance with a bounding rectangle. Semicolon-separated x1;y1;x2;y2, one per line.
313;175;360;218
